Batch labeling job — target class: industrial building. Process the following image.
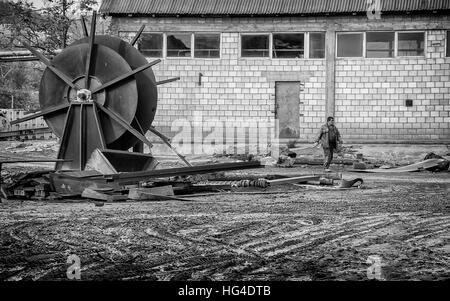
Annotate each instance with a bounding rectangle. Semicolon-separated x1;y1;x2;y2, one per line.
98;0;449;147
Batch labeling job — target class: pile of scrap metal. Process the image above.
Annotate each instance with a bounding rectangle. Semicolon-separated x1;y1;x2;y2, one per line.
0;159;264;201
0;165;364;204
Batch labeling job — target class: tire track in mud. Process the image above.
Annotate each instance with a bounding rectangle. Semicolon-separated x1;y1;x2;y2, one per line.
401;217;450;246
238;215;387;250
261;219;399;257
256;214;450;258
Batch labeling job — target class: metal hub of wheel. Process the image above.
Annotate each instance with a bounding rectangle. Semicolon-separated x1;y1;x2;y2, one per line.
69;77;105;105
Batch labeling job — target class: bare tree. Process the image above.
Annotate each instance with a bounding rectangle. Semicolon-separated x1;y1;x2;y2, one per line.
0;0;99;52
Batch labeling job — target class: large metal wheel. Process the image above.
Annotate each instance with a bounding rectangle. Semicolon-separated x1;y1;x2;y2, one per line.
40;43;138;146
71;35;158;150
10;12;190;171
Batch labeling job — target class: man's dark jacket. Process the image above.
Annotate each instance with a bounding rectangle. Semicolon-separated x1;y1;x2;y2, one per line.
315;124;342;149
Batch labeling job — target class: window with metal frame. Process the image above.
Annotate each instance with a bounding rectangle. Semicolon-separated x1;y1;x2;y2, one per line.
167;33;191;57
309;32;326;59
194;34;220;58
337;33;364;57
398;32;425;56
272;33;305;58
137;33;163;57
241;34;270;57
366;32;395;58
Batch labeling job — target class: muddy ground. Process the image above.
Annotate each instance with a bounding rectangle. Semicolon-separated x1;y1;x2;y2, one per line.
0;141;449;281
0;168;449;281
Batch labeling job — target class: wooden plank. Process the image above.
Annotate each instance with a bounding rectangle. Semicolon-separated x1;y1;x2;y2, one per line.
128;186;174;200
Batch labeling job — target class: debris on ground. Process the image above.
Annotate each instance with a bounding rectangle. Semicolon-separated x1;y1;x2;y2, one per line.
127;186;174;201
276;155;296;168
1;167;364;203
339;178;364;188
3;140;59;157
352;158;449;173
423;152;450;171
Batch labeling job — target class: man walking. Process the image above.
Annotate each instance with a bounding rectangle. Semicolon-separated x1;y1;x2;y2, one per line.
314;117;342;172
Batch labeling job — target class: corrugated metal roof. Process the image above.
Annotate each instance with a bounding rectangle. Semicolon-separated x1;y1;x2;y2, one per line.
99;0;450;16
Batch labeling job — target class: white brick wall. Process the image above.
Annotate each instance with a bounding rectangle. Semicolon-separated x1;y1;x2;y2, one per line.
335;29;450;141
